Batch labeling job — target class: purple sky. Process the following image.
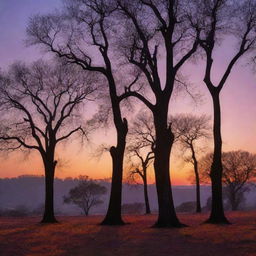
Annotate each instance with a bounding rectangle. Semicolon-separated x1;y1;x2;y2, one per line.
0;0;61;68
0;0;256;183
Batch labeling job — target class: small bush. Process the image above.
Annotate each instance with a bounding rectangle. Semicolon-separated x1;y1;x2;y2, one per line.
0;205;29;217
122;203;145;214
175;201;196;213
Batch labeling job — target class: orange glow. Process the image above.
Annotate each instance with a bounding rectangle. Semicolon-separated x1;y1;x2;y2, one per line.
1;3;256;185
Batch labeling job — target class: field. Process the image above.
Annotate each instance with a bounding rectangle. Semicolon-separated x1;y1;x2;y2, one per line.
1;212;256;256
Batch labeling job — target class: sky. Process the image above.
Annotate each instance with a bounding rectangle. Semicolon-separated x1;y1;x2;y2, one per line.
0;0;256;185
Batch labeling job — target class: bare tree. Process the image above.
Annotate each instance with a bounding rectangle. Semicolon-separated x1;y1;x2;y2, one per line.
115;0;201;227
26;0;140;225
126;112;155;214
200;151;256;211
189;0;256;223
63;176;107;216
172;114;211;213
0;60;94;223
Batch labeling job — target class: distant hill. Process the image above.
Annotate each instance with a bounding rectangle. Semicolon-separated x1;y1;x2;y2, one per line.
0;175;255;215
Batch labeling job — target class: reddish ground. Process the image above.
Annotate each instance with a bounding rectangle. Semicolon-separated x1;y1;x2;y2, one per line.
1;212;256;256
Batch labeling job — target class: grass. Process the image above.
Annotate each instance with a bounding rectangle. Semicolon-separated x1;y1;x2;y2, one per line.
1;211;256;256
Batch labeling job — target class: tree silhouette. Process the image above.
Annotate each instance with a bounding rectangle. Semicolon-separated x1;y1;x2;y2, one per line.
172;114;211;213
0;60;93;223
126;112;155;214
189;0;256;223
26;0;141;225
200;151;256;211
115;0;201;227
63;176;107;216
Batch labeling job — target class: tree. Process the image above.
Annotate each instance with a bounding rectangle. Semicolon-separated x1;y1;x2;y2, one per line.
115;0;201;227
0;60;93;223
189;0;256;223
172;114;211;213
126;112;155;214
200;151;256;211
63;176;107;216
26;0;139;225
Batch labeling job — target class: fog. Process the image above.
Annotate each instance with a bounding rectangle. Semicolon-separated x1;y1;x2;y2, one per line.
0;176;255;216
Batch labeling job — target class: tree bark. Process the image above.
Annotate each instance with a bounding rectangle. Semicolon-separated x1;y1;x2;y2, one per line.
153;109;184;227
41;159;58;223
142;173;151;214
206;92;229;224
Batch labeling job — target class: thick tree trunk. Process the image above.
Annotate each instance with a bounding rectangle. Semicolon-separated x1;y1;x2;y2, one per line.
142;173;151;214
100;63;128;225
153;111;183;227
191;146;201;213
206;93;229;224
101;118;128;225
41;160;57;223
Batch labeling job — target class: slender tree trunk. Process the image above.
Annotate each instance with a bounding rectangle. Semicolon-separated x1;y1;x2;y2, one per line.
206;92;229;224
195;171;201;213
191;146;201;213
41;160;57;223
83;206;89;216
231;199;237;211
153;110;183;227
142;173;151;214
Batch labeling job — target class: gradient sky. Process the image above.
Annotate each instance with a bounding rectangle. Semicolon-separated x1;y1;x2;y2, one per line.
0;0;256;185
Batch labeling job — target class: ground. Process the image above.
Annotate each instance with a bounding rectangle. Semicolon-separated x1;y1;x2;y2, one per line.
1;212;256;256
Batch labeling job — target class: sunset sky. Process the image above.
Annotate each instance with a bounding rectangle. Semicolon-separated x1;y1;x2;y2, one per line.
0;0;256;185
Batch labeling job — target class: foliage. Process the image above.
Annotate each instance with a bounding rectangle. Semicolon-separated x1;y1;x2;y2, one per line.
63;176;107;216
199;151;256;210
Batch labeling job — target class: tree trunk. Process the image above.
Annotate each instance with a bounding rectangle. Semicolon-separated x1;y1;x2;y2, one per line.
191;146;201;213
195;171;201;213
100;64;128;225
206;92;229;224
229;189;238;211
142;173;151;214
41;160;58;223
231;198;237;211
101;118;128;225
153;111;184;227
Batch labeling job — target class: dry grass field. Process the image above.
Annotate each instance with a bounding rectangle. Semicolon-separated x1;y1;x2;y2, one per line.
1;211;256;256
